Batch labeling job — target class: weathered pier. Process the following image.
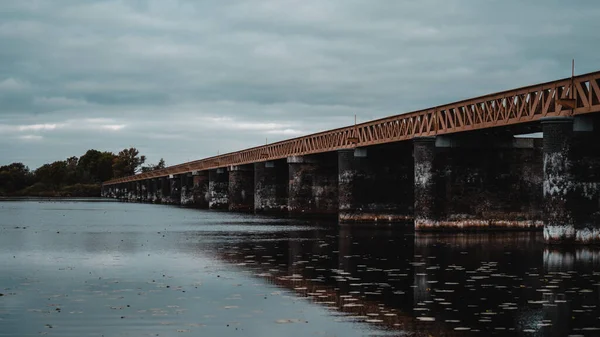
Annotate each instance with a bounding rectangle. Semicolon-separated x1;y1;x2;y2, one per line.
103;71;600;244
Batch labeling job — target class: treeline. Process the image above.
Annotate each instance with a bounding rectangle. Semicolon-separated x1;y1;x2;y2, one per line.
0;148;165;197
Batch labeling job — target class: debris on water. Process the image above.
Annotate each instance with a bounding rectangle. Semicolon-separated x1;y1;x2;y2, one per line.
275;319;301;324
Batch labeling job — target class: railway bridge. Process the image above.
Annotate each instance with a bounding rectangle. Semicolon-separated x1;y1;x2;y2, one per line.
102;70;600;244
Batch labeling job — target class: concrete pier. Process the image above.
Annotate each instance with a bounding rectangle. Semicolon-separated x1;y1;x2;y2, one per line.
140;181;147;202
165;175;181;205
208;168;229;209
338;145;413;223
414;135;543;231
288;154;338;218
192;171;209;208
414;137;437;230
149;179;159;203
228;165;254;212
254;160;288;215
158;177;169;203
542;116;600;244
180;174;194;206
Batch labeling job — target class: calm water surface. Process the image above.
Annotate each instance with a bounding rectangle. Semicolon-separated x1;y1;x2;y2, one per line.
1;200;599;336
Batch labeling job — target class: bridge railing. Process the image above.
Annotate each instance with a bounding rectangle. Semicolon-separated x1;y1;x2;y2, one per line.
104;70;600;185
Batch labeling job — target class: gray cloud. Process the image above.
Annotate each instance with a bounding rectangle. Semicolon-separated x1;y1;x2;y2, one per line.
1;0;599;169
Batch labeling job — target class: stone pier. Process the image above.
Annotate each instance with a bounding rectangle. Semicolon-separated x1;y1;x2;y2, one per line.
192;171;209;208
414;135;543;231
414;137;437;230
208;168;229;209
165;175;181;205
254;160;288;215
133;182;141;202
338;143;413;223
228;165;254;212
149;179;159;203
288;153;338;218
140;181;147;202
118;184;127;201
542;116;600;244
180;174;194;206
156;177;167;203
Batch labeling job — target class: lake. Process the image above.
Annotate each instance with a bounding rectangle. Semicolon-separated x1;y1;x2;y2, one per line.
1;200;598;336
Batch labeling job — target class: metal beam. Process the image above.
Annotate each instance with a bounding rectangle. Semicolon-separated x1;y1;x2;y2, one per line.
104;70;600;186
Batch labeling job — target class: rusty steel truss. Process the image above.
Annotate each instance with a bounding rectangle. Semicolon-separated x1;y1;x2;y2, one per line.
104;70;600;186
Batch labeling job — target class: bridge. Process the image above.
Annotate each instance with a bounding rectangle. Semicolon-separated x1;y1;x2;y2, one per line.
102;70;600;244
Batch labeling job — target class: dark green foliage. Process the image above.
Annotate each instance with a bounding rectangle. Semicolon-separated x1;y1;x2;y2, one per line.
0;147;147;197
77;150;116;183
112;148;146;178
141;158;166;173
0;163;34;194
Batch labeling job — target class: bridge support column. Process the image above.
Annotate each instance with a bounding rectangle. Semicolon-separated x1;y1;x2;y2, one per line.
129;181;137;202
338;145;413;223
133;182;141;202
158;177;169;203
140;180;148;202
254;160;288;215
180;174;194;206
166;175;181;205
117;184;124;200
209;168;229;209
127;182;133;201
414;134;542;231
228;165;254;212
192;171;209;208
127;182;134;201
542;117;600;244
117;183;126;201
414;137;438;229
148;179;157;203
288;153;338;218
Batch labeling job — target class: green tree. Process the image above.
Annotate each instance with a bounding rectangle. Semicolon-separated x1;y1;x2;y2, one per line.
78;150;117;183
141;158;166;173
35;161;68;188
97;151;116;182
64;156;79;185
112;148;146;178
0;163;33;193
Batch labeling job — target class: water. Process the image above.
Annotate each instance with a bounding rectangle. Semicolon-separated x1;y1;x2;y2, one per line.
1;200;599;336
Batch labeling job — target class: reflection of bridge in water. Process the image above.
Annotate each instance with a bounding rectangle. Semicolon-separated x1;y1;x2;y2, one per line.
212;227;465;336
190;226;600;335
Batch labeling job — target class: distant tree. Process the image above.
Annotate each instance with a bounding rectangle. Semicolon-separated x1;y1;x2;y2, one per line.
0;163;33;193
97;151;116;182
141;158;166;173
78;150;117;183
64;156;79;185
35;161;68;188
112;148;146;178
155;158;166;170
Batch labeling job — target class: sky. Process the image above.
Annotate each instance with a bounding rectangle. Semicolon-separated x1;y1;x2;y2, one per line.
1;0;599;169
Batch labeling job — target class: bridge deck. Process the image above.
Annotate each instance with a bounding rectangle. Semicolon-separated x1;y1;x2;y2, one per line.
104;70;600;185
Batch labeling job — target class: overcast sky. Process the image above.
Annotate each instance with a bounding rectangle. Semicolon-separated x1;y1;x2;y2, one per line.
1;0;599;169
